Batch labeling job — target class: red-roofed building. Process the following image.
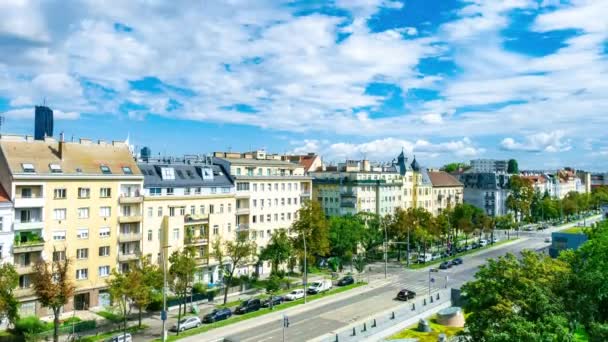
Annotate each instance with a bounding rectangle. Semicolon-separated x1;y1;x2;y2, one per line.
282;153;324;173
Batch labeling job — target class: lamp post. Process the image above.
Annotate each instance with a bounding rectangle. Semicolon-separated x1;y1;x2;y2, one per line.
161;244;168;342
383;222;388;279
303;233;307;304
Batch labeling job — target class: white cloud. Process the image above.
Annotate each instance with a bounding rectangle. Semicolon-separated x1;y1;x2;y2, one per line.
500;131;572;152
1;107;79;120
420;113;443;124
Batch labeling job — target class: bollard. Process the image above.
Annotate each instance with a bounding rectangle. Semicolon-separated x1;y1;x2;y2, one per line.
363;322;367;332
436;293;440;300
423;298;427;306
335;334;339;342
372;319;377;328
430;295;434;303
411;303;415;311
352;327;356;336
391;311;395;320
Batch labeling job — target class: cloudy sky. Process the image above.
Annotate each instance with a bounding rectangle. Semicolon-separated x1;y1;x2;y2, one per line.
0;0;607;170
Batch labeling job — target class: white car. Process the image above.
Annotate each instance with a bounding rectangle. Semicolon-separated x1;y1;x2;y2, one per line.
479;239;488;247
171;316;201;332
307;279;332;294
285;289;305;301
108;333;132;342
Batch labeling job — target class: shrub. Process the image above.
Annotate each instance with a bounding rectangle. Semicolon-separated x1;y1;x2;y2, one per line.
62;316;82;326
14;316;51;335
192;282;207;294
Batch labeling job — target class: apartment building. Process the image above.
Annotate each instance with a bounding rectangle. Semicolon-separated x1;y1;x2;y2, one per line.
0;135;144;316
428;171;464;215
470;159;508;173
214;150;312;275
0;185;13;264
138;156;236;285
458;172;511;217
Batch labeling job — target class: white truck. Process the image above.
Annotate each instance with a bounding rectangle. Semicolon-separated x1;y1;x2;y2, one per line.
307;279;333;294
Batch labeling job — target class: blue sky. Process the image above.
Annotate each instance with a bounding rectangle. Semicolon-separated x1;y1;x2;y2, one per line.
0;0;607;170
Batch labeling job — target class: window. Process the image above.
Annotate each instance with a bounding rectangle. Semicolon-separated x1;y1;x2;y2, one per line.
281;213;285;221
227;223;231;232
190;206;195;215
99;206;111;218
20;188;32;198
236;168;241;176
252;216;257;223
76;248;88;259
288;198;292;205
195;187;201;195
78;207;89;219
161;167;175;180
252;231;257;239
260;215;264;223
227;204;232;213
287;213;292;220
267;168;271;176
122;166;133;174
185;188;191;195
148;230;153;241
176;170;185;179
260;230;265;239
99;227;111;238
54;209;66;220
281;183;285;191
150;188;161;196
99;246;110;257
186;170;195;179
267;184;271;191
213;225;219;235
0;217;3;232
258;168;263;176
288;183;292;191
21;163;35;173
274;213;278;221
281;198;285;206
157;207;163;217
54;188;66;199
253;199;257;208
220;204;224;213
53;231;66;241
100;188;112;198
53;250;66;261
200;205;205;214
169;207;175;217
211;187;217;194
147;207;153;217
267;214;271;222
209;205;214;214
173;228;179;241
78;187;90;198
99;266;110;277
166;188;174;196
76;228;89;239
274;183;278;191
76;269;88;280
253;184;257;192
100;165;112;174
49;163;62;173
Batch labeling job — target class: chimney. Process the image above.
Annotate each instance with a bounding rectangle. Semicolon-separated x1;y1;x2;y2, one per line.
59;132;65;160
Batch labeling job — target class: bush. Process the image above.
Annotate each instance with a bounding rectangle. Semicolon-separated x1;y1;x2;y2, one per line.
96;310;123;323
62;316;82;326
14;316;51;335
207;289;218;301
192;282;207;294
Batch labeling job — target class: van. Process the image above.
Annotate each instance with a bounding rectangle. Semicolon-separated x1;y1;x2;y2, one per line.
479;239;488;247
307;279;332;294
417;253;432;263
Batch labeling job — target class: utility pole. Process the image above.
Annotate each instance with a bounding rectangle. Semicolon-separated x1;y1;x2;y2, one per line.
161;244;168;342
406;224;411;267
282;315;290;342
429;268;438;297
303;233;307;304
384;222;388;279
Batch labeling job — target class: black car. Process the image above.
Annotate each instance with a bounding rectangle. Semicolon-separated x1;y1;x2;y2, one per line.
337;275;354;286
202;308;232;323
262;295;284;308
234;298;261;314
439;261;453;270
452;257;463;265
396;289;416;301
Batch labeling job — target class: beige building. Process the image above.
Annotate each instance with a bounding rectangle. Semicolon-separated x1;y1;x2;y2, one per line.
214;151;312;275
428;171;464;215
0;135;143;316
138;156;236;285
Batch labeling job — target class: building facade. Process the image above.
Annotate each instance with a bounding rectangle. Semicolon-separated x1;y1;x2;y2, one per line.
214;151;312;275
470;159;508;173
138;156;236;285
428;171;464;216
458;172;511;217
34;106;53;141
0;135;144;316
0;185;13;264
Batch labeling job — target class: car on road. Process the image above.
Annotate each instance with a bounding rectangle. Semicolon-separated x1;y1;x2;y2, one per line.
202;308;232;323
452;257;463;265
170;317;201;332
417;253;432;263
285;289;305;301
262;295;284;308
308;279;332;294
337;275;354;286
107;333;132;342
479;239;488;247
396;289;416;301
439;261;453;270
234;298;262;314
431;253;442;261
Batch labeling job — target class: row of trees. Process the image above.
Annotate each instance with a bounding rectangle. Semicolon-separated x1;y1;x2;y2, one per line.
462;219;608;341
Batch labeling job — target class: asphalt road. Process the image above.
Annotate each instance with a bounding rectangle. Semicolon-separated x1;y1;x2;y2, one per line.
223;217;606;342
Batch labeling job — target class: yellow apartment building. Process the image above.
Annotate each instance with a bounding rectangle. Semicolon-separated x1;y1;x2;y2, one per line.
0;135;143;316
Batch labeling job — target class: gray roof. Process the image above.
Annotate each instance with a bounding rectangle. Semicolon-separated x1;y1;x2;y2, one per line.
137;162;233;188
217;157;299;168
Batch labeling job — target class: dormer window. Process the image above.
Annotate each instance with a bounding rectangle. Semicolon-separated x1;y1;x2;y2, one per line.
100;165;112;174
22;163;35;173
122;166;133;175
161;167;175;180
49;163;62;173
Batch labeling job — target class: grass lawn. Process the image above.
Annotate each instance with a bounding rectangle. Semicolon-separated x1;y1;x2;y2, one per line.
409;238;517;269
81;324;148;342
157;282;366;341
94;310;124;323
388;315;463;341
561;226;586;234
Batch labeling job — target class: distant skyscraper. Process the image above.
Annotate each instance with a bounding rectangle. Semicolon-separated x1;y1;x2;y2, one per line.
34;106;53;140
140;146;151;161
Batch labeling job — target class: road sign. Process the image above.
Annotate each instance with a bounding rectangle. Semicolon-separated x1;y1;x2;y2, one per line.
161;310;167;321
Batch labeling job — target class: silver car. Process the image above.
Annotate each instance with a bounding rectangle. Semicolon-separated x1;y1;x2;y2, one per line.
171;316;202;332
107;333;132;342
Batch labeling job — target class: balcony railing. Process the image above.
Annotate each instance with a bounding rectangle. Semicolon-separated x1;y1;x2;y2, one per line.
119;195;143;204
118;215;142;224
185;236;209;245
340;202;356;208
14;221;44;231
13;240;45;253
340;191;356;198
14;287;35;298
118;251;141;262
118;232;142;243
13;196;45;208
236;207;250;215
238;224;250;230
300;191;312;197
15;264;36;275
195;257;209;266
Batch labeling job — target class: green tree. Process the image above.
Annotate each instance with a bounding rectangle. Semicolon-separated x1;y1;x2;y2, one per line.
169;247;197;334
0;263;19;327
31;253;75;342
355;212;385;257
462;251;572;341
212;230;257;305
507;159;519;174
291;200;330;267
328;215;365;267
507;175;535;222
441;162;470;173
128;256;163;327
451;203;484;246
259;229;293;274
389;207;434;262
106;268;131;340
265;275;281;310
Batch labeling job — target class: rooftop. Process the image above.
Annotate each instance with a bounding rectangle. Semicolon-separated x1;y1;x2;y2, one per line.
428;171;463;187
138;159;233;188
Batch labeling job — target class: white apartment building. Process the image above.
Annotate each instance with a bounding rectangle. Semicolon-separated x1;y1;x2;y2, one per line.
214;151;312;275
0;185;13;264
470;159;508;173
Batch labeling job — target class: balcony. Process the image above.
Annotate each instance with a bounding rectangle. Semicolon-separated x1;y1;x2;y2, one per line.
118;232;142;243
340;191;356;198
14;287;35;298
184;214;209;224
13;241;45;254
235;191;250;199
15;264;36;275
119;195;143;204
118;251;141;262
118;215;142;224
236;207;250;215
195;257;209;266
237;224;250;230
13;196;44;208
300;191;312;198
340;202;356;208
14;221;44;231
185;237;208;246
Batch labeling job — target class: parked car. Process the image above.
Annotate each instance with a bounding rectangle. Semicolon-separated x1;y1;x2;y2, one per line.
417;253;432;263
234;298;262;314
545;237;552;243
465;245;473;251
337;275;354;286
202;308;232;323
439;261;453;270
452;257;463;265
307;279;332;294
285;289;305;301
262;295;284;308
492;237;499;243
170;317;201;332
471;242;479;249
479;239;488;247
107;333;132;342
396;289;416;301
431;253;442;261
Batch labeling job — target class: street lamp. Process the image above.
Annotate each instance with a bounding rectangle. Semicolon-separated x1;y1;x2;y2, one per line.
303;233;307;304
383;222;388;279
